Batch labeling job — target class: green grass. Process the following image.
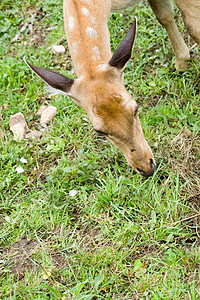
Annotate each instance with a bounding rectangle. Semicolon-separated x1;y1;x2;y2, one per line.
0;0;200;299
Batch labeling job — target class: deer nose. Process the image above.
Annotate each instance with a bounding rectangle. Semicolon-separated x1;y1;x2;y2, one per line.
137;159;156;178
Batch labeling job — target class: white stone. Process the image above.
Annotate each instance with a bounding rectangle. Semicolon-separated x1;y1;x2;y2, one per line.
5;216;10;222
9;112;29;141
36;105;48;116
16;166;24;173
20;157;27;164
25;130;43;140
52;45;65;55
40;106;57;127
69;190;78;197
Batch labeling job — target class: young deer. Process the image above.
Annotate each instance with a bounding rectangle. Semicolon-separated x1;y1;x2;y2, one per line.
26;0;160;178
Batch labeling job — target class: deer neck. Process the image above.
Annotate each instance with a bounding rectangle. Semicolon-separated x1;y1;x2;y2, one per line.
63;0;112;79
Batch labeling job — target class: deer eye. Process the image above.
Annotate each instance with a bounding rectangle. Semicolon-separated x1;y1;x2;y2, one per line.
94;129;108;136
134;105;138;117
131;148;136;152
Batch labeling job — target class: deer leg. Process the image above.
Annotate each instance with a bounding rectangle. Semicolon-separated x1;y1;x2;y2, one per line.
174;0;200;46
148;0;190;70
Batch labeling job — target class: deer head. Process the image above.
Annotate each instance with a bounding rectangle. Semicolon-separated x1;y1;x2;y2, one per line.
26;19;156;178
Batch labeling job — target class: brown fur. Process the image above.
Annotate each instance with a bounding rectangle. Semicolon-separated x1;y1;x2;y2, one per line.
175;0;200;46
27;0;200;177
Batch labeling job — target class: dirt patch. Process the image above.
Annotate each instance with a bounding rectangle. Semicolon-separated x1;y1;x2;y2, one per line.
159;127;200;241
78;225;103;251
1;236;67;280
1;236;40;279
15;8;47;46
156;127;200;199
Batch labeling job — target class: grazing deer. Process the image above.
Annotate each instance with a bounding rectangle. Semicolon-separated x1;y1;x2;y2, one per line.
27;0;195;178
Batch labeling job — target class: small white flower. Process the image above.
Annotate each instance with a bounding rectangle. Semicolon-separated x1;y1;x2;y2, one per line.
16;166;24;173
20;157;27;164
3;74;7;78
120;13;123;17
69;189;77;197
5;216;10;222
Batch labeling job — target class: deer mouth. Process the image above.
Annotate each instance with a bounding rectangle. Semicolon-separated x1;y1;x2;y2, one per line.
137;159;156;178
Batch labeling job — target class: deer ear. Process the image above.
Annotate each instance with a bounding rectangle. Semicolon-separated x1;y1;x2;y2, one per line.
25;60;74;93
109;17;137;70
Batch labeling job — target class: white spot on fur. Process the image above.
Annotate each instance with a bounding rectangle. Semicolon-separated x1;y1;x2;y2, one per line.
82;7;89;16
68;15;75;32
92;46;101;60
76;63;83;72
90;16;96;25
86;26;97;38
81;0;91;4
92;46;100;55
72;42;78;54
97;64;110;72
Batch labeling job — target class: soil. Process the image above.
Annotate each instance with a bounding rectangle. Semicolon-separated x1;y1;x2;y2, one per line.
1;236;67;280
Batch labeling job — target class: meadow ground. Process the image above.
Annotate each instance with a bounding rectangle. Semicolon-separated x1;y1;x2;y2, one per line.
0;0;200;299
